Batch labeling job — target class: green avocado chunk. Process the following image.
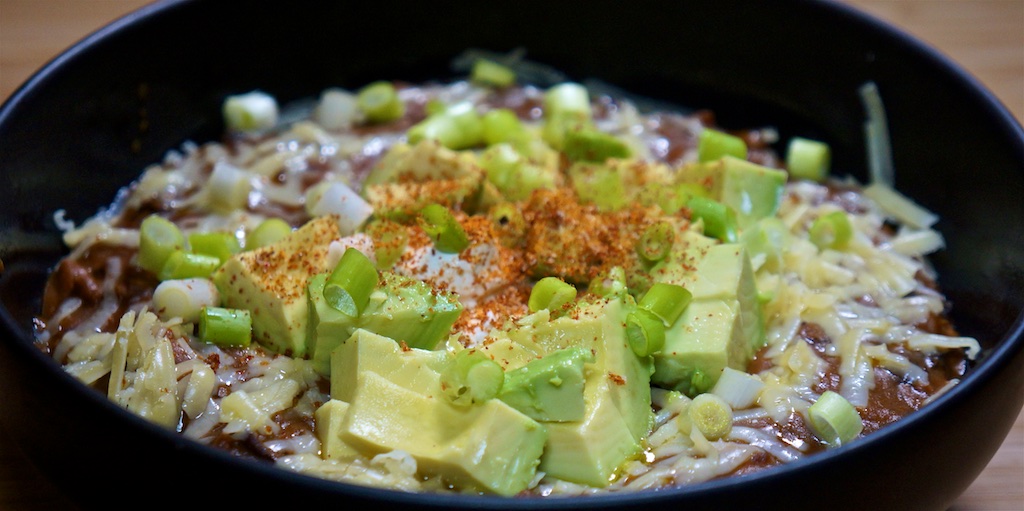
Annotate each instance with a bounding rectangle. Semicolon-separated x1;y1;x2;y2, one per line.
342;371;546;496
212;215;341;358
330;328;449;402
678;155;788;228
498;346;592;422
327;329;547;496
313;399;361;461
651;243;765;396
361;140;485;219
493;298;654;487
307;270;462;376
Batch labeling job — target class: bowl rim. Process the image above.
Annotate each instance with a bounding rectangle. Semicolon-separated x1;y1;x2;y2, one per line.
1;0;1022;507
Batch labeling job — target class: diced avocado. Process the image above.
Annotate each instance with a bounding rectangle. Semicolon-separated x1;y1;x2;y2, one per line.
361;140;485;220
307;273;358;375
499;346;592;422
651;244;765;395
212;215;341;357
562;128;631;163
314;399;361;461
308;271;462;376
358;272;462;349
480;142;560;202
363;139;479;186
678;155;787;228
477;331;545;372
499;298;654;486
646;222;720;289
540;368;642;487
567;158;673;212
341;371;546;496
330;328;448;403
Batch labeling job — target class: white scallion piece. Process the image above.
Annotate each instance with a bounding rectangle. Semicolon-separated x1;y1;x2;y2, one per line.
315;88;362;130
207;161;252;212
152;278;220;323
223;90;279;132
711;367;766;410
305;181;373;235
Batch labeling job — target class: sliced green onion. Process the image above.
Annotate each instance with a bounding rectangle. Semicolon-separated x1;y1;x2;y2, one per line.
528;276;577;313
188;231;241;264
687;196;739;243
222;90;278;132
809;211;853;250
688;393;733;440
323;247;378;317
785;137;831;182
356;81;405;123
152;278;219;323
198;306;252;347
407;101;484;150
363;219;409;270
544;82;591;119
698;128;748;163
638;283;692;327
441;349;504;406
625;308;666;357
807;390;863;446
471;59;516;88
562;128;631;163
138;215;186;274
246;218;292;250
482;108;527;146
418;203;470;253
424;98;447;117
159;250;222;281
636;221;675;264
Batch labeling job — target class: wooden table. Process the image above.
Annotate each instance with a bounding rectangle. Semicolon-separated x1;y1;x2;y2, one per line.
1;1;1021;509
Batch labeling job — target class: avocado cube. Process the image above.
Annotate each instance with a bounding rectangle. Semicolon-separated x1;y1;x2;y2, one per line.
309;271;463;377
357;272;463;350
652;244;765;395
540;372;642;487
313;399;361;461
213;215;341;357
679;156;787;228
362;140;485;219
501;298;654;486
477;333;545;372
341;371;547;496
653;299;750;395
306;273;359;376
330;328;448;403
499;347;591;422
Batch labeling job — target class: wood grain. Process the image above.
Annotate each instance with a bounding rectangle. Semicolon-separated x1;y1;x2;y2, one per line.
0;1;1021;509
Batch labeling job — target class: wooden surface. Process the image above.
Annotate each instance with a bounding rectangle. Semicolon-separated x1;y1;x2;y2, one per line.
0;0;1021;509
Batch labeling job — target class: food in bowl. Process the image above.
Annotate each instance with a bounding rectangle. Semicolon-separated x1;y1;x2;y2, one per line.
34;56;980;496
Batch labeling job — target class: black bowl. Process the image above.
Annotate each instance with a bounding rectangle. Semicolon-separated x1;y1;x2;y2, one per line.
1;1;1021;510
